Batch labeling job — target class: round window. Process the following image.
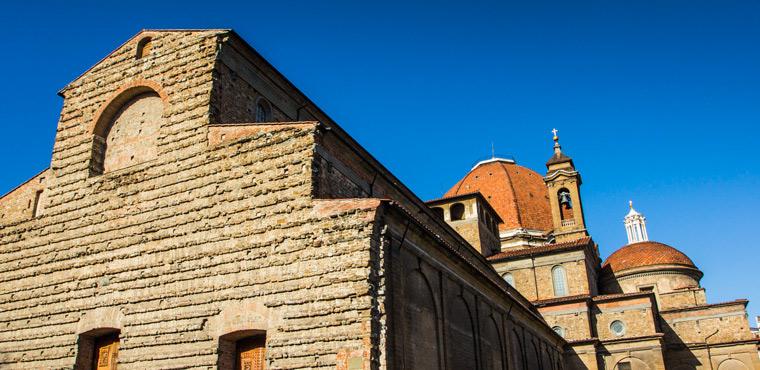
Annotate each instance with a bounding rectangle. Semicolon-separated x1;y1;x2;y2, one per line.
552;326;565;338
610;320;626;336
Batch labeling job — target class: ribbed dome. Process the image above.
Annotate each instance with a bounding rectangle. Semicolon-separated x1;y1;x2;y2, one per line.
445;158;553;232
602;241;698;274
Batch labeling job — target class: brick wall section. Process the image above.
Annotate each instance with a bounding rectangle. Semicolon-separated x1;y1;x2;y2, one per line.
658;288;707;310
0;169;50;223
50;31;223;192
659;302;755;344
594;296;659;341
210;62;291;124
538;301;593;341
492;249;592;301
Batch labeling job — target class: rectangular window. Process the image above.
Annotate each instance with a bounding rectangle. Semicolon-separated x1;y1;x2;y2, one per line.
32;190;43;218
93;333;119;370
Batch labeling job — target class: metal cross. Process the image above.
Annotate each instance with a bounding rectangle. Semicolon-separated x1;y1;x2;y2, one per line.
551;128;558;137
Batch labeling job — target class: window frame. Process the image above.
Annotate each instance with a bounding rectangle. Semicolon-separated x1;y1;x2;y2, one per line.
551;265;568;297
610;320;626;337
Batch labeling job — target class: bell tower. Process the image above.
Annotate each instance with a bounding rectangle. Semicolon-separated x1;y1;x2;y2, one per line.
544;129;588;242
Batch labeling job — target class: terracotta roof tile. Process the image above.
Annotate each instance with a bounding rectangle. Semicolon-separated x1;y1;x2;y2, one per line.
487;237;592;262
444;159;553;232
533;294;590;306
602;241;697;274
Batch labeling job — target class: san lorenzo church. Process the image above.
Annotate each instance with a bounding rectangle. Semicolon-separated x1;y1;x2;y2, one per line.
0;30;757;370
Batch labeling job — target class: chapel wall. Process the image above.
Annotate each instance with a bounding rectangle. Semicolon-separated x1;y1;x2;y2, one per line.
659;303;754;345
382;207;566;370
608;270;700;296
538;301;593;341
658;288;707;310
492;250;591;301
593;297;659;341
0;169;50;224
664;343;760;370
0;30;386;369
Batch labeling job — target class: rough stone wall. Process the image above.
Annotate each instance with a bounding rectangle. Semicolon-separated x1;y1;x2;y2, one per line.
101;92;163;173
0;169;50;224
50;31;222;190
0;119;387;368
0;30;389;369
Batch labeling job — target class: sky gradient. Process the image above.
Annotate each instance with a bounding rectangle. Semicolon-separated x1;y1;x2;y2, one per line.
1;1;758;321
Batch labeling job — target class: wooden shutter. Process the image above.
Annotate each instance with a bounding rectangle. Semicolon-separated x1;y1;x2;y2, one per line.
93;334;119;370
237;336;266;370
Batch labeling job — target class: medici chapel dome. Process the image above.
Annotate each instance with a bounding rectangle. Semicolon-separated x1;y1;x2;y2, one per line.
445;158;553;232
601;241;698;275
599;204;704;294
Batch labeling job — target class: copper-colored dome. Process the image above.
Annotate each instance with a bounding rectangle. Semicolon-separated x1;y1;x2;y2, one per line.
445;159;553;232
602;241;697;274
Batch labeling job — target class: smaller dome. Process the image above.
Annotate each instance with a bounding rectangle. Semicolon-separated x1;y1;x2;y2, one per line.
602;241;697;274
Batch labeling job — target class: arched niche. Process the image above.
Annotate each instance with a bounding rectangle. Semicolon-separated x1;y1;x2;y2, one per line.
717;359;749;370
613;356;651;370
210;300;276;370
73;307;124;370
89;81;168;175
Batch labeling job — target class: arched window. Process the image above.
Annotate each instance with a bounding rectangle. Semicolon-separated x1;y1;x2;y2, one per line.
136;37;152;59
90;88;164;175
255;98;272;122
503;273;515;287
450;203;465;221
431;207;444;219
557;188;574;222
551;265;568;297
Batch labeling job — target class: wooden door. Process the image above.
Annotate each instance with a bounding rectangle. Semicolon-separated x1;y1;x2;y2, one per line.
237;336;266;370
93;334;119;370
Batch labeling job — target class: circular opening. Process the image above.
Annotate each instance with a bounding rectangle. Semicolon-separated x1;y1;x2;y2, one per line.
552;326;565;338
610;320;626;336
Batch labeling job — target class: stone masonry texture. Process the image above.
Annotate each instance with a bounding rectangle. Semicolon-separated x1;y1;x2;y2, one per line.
0;29;564;370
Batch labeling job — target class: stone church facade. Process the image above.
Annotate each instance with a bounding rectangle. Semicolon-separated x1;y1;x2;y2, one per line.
434;136;760;370
0;29;756;370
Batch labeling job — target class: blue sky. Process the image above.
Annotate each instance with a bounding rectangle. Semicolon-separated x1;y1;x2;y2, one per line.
1;1;758;321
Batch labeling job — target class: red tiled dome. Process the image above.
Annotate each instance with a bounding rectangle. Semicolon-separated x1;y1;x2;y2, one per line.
445;159;553;232
602;241;697;274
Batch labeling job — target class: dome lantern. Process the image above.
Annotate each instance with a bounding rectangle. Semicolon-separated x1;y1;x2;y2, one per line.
624;201;649;244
